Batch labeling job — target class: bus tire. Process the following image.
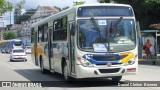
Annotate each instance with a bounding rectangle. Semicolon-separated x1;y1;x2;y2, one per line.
40;57;48;74
63;62;72;81
111;76;122;82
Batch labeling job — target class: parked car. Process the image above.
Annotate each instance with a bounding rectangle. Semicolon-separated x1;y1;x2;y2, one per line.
10;49;27;62
25;46;31;54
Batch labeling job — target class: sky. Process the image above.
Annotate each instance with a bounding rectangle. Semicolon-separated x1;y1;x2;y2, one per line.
2;0;98;26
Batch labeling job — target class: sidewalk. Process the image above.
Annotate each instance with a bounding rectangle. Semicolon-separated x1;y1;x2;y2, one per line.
138;58;160;66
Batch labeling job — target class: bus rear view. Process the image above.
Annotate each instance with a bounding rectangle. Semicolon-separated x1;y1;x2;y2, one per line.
12;40;24;49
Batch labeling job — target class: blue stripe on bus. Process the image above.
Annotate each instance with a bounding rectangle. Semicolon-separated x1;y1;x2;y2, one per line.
88;59;120;64
82;54;120;64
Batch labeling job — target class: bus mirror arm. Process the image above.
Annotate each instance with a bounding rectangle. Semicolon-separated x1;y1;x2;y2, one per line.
136;21;142;45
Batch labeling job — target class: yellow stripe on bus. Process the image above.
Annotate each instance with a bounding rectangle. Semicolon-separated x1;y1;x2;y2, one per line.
120;52;134;63
31;44;44;57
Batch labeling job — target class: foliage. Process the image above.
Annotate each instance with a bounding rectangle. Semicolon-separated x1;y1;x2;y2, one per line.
97;0;160;29
98;0;112;3
73;1;85;6
15;0;26;11
0;0;13;15
62;1;86;11
2;31;16;40
62;6;70;11
112;0;160;30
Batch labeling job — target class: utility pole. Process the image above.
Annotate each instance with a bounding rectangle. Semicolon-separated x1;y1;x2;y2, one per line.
10;11;11;24
7;2;12;25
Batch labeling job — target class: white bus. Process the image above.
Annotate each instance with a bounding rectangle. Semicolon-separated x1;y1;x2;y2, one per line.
0;39;24;53
31;3;139;81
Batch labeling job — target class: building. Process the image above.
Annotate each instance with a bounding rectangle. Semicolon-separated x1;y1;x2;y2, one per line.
6;24;22;37
19;6;60;46
30;6;60;21
14;8;22;24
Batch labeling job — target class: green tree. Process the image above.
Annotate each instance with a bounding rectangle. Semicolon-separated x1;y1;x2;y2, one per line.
15;0;26;12
73;1;85;6
0;0;13;15
62;6;69;10
113;0;160;29
62;1;85;11
2;31;16;40
97;0;160;29
98;0;112;3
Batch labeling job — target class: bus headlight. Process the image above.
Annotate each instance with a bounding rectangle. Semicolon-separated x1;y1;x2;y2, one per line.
78;59;94;67
124;57;136;65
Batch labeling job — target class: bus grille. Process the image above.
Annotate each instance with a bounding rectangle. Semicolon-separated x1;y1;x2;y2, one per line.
92;55;120;61
96;63;122;65
99;68;120;73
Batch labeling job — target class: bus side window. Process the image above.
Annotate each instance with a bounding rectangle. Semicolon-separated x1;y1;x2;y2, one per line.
53;16;67;41
44;24;48;42
38;24;48;42
38;26;42;42
31;28;35;43
61;16;67;40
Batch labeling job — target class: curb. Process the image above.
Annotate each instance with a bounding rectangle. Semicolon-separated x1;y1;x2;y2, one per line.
138;59;160;66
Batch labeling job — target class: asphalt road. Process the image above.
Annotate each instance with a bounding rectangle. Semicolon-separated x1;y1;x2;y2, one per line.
0;53;160;90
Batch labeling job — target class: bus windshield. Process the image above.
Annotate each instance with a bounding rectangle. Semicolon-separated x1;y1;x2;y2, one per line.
78;19;136;52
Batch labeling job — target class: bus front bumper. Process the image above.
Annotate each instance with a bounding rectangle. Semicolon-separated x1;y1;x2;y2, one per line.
75;61;138;78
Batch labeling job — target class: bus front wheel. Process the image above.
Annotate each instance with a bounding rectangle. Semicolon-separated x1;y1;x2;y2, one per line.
63;62;73;81
63;62;69;80
111;76;122;82
40;57;48;74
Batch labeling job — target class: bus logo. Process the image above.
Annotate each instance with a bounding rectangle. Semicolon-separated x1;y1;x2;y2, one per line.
107;62;112;67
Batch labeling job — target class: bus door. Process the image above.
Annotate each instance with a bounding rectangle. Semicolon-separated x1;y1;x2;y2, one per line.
48;28;53;70
69;22;76;74
34;32;38;66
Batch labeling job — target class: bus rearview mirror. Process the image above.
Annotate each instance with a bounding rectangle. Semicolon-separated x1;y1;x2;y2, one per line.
136;21;142;45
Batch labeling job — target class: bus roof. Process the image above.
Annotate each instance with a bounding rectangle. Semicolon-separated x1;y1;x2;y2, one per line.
1;39;22;42
77;3;132;7
31;3;132;28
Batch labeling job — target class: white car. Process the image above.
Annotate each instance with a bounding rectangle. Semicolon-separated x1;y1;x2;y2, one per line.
10;49;27;62
25;46;31;54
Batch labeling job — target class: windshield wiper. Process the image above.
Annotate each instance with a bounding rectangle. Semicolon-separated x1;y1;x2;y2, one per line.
110;17;123;37
90;17;103;43
90;17;108;52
